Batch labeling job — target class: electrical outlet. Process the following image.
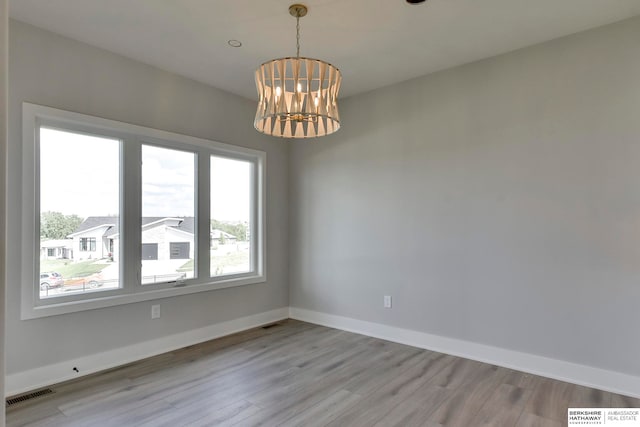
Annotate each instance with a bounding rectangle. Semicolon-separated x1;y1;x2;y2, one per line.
384;295;392;309
151;304;160;319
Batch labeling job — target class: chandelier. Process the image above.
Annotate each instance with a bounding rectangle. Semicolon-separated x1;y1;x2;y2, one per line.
254;4;342;138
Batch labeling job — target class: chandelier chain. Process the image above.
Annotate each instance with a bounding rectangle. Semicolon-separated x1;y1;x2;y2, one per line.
296;15;300;57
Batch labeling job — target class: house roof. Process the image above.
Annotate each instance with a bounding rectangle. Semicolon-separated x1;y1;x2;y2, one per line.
40;239;74;249
71;217;195;238
70;216;118;236
142;217;194;234
211;229;236;240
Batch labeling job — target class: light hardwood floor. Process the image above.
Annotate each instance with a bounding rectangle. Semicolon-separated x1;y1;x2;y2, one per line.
6;320;640;426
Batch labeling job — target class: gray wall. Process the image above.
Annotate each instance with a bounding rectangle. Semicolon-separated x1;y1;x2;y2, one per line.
6;21;289;375
290;16;640;377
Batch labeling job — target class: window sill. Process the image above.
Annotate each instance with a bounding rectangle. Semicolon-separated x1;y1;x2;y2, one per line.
21;275;266;320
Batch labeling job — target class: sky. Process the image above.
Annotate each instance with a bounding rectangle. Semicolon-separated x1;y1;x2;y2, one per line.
40;127;251;222
142;144;194;217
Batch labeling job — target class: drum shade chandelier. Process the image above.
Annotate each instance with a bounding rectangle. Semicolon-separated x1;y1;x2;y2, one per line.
254;4;342;138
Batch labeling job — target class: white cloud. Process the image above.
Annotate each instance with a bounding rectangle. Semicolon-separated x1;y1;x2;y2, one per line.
40;128;119;218
40;128;251;222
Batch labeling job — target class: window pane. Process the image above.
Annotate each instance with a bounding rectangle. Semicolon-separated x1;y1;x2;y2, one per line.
210;156;252;277
39;128;120;298
141;145;195;284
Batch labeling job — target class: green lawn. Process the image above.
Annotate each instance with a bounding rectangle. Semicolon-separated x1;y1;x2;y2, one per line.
177;251;249;272
176;259;194;272
41;259;108;278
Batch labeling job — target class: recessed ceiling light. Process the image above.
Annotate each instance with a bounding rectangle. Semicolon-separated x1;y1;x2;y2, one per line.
227;39;242;48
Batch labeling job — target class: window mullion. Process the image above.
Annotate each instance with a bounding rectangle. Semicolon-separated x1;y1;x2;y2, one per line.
254;157;265;277
121;136;141;292
197;149;210;280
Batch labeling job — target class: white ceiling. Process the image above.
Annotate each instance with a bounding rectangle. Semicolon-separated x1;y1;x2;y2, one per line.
10;0;640;100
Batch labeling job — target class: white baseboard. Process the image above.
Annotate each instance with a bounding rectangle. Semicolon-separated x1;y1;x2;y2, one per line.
289;307;640;399
9;306;640;399
6;307;289;397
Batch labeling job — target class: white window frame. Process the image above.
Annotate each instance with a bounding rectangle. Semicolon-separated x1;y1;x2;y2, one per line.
21;103;266;319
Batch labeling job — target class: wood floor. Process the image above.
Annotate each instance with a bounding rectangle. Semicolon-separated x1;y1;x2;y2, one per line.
6;320;640;426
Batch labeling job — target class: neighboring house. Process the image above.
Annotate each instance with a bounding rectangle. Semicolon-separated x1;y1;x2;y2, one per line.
67;217;118;261
211;229;237;246
69;217;197;262
137;217;195;261
69;217;240;262
40;239;73;260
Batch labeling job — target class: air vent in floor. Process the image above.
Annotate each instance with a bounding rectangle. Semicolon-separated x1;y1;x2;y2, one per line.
6;388;54;406
262;323;280;329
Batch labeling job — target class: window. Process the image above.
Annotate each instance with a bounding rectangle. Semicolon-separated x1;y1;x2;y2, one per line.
22;103;265;319
210;156;252;277
141;145;195;284
79;237;97;252
39;127;120;300
170;242;190;260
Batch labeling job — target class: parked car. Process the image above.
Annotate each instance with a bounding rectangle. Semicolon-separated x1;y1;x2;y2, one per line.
66;273;104;289
85;273;103;288
40;272;64;291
